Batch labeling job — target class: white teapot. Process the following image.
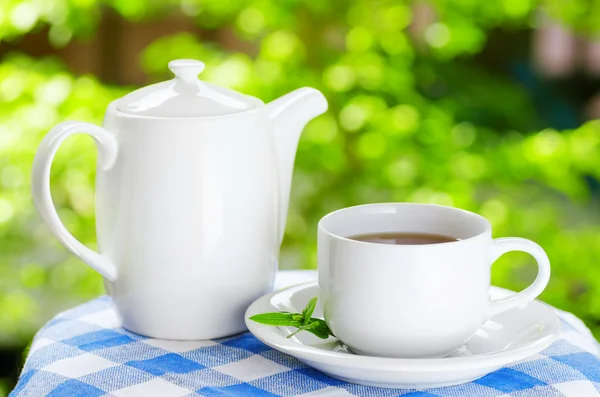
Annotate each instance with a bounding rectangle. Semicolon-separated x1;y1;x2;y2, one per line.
32;59;327;339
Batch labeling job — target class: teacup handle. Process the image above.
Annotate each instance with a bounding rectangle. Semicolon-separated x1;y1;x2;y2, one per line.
31;121;119;281
485;237;551;319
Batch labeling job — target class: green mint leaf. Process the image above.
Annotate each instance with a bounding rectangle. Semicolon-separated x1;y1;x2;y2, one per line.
252;297;335;340
307;318;334;338
249;312;303;327
301;297;318;325
286;319;333;340
304;327;330;339
286;320;321;339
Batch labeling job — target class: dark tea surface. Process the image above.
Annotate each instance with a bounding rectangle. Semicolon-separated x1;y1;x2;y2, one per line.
349;232;458;245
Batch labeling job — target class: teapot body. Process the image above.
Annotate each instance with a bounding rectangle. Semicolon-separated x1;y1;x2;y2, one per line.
98;101;279;339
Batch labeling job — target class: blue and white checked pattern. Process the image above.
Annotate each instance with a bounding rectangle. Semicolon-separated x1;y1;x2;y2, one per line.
10;273;600;396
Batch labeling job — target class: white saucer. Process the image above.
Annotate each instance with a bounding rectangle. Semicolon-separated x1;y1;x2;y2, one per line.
245;282;560;389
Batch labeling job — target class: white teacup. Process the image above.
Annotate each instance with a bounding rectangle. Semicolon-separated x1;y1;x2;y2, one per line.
317;203;550;358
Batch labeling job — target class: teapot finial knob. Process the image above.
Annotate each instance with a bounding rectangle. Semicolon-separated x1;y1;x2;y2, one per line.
168;59;205;85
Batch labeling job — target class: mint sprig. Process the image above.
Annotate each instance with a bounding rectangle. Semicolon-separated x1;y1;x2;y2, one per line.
249;297;334;339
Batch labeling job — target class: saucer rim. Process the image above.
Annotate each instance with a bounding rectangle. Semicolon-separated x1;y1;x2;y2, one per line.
245;281;560;372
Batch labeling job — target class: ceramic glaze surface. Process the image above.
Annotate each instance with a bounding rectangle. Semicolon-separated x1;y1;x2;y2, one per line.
245;283;560;389
97;103;279;339
318;203;551;358
31;59;328;340
117;60;262;118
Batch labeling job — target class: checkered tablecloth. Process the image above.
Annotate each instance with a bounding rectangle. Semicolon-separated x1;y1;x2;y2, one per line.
11;271;600;397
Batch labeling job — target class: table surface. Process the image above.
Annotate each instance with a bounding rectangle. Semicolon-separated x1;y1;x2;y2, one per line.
10;270;600;397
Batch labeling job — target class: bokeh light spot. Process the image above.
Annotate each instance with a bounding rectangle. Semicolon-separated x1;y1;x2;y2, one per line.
1;166;24;189
48;25;73;47
305;114;338;144
0;291;38;328
255;59;283;83
10;2;38;31
20;264;46;290
323;65;356;92
69;186;95;216
390;105;420;135
380;32;411;55
382;5;412;30
206;55;252;89
452;122;476;146
411;188;454;206
50;261;78;291
113;0;145;19
386;157;417;186
425;23;450;48
356;131;386;159
532;129;563;158
451;152;487;180
181;0;201;16
339;104;368;131
481;199;508;226
72;0;95;7
35;75;72;105
1;74;25;102
0;198;15;223
357;64;383;89
346;26;374;52
262;31;304;61
64;170;88;191
22;104;58;129
237;7;266;35
503;0;532;18
73;77;97;100
0;125;20;150
429;192;453;206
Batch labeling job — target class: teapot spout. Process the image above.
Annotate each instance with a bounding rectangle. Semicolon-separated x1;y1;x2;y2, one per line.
266;87;328;243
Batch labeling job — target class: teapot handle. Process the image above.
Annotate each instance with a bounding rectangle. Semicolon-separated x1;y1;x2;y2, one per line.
31;121;119;281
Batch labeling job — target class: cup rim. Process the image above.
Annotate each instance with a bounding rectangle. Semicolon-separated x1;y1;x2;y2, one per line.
318;202;491;247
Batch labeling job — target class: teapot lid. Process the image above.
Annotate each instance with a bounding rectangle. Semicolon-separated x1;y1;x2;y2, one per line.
116;59;262;118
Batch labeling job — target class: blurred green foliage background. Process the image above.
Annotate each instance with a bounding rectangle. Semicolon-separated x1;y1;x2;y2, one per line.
2;0;600;393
